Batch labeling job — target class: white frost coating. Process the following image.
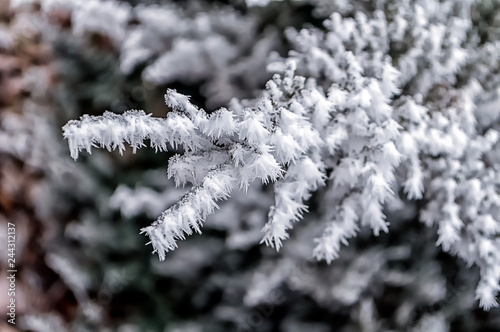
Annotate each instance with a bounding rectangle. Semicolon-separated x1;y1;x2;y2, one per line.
71;0;131;44
62;0;500;310
63;111;170;159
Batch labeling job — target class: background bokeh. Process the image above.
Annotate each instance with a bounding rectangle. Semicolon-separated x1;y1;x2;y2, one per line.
1;0;500;331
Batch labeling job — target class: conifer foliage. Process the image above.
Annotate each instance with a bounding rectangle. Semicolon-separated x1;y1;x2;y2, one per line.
63;0;500;311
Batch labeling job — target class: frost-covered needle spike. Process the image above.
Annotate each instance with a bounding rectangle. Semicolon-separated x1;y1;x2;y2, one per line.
62;110;168;160
140;165;237;260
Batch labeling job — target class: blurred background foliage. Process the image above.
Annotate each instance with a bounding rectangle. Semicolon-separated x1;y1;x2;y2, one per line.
1;0;500;331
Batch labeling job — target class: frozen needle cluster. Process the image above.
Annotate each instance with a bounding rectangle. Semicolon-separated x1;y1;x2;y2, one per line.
63;0;500;310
